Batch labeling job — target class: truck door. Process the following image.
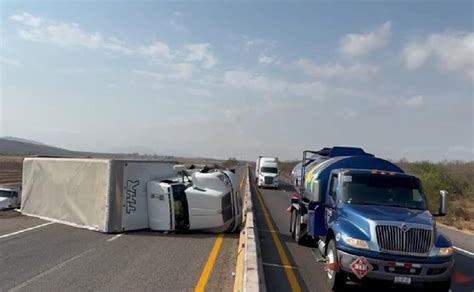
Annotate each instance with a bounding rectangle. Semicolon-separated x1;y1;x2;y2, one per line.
325;174;338;230
147;181;174;231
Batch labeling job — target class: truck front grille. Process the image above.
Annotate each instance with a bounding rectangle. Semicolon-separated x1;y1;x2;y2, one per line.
264;177;273;184
376;225;433;256
221;192;233;222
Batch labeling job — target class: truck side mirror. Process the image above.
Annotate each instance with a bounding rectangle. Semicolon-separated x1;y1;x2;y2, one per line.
437;190;448;216
311;180;321;203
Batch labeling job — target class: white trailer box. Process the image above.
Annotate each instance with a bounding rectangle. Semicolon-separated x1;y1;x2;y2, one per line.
21;157;176;233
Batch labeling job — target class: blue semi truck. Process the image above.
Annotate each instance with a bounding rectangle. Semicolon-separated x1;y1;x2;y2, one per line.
289;147;454;291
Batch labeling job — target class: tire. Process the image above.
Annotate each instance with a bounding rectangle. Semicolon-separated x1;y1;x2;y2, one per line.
424;280;451;292
290;209;296;238
294;212;306;245
325;239;346;291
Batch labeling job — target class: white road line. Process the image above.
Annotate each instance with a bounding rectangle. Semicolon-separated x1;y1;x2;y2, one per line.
107;233;123;242
262;262;298;269
0;222;54;239
8;249;93;292
454;246;474;257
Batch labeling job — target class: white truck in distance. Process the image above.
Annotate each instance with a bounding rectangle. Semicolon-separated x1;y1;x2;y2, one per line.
255;156;279;189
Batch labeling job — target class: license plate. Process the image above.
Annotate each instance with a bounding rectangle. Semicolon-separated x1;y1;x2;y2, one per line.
394;276;411;285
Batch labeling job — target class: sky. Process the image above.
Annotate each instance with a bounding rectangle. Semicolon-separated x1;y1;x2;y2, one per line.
0;1;473;161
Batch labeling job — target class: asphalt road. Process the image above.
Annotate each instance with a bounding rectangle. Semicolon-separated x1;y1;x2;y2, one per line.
251;172;474;292
0;167;246;291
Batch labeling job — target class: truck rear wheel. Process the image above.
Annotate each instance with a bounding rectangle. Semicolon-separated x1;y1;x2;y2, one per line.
290;209;296;238
294;212;307;245
326;239;346;291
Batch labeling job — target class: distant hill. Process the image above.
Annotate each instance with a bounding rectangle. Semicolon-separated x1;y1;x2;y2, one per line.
0;137;229;165
0;137;76;156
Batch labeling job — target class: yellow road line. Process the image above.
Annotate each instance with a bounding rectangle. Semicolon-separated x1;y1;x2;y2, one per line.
255;188;302;292
195;233;225;292
239;168;248;190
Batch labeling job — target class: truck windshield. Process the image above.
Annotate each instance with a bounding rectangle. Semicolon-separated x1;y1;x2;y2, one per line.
261;167;278;174
0;190;14;198
340;174;427;210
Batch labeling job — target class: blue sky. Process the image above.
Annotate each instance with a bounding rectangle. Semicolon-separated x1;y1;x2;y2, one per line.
1;1;473;161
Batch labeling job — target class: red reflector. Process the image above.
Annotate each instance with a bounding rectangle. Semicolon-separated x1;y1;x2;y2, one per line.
387;262;396;267
404;263;412;268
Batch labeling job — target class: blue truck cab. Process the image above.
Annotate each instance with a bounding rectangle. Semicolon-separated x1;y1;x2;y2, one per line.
289;147;454;291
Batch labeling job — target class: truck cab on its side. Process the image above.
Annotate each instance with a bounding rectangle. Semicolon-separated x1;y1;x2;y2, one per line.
147;166;242;233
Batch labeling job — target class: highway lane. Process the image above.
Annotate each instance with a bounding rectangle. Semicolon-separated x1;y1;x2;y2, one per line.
251;172;474;292
0;167;246;291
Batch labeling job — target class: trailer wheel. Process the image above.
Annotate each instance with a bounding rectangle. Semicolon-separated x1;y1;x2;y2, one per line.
326;239;346;291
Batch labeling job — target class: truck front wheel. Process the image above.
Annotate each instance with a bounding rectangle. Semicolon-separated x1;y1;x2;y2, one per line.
325;239;346;291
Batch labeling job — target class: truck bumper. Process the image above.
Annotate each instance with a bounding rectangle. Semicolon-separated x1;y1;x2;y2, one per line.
258;181;279;188
338;250;454;283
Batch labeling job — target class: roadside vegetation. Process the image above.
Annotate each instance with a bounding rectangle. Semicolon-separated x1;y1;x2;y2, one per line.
280;159;474;232
397;160;474;231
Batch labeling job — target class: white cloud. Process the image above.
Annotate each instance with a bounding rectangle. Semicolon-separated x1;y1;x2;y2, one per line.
243;37;276;52
294;59;379;80
259;54;276;65
339;21;391;58
402;31;474;81
399;95;424;108
0;56;21;66
11;12;131;53
173;11;183;17
224;69;326;99
139;41;174;59
10;12;42;27
185;43;217;69
132;63;194;81
10;12;219;73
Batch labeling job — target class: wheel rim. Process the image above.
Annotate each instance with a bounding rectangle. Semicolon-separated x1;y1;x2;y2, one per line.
326;247;335;280
295;215;300;239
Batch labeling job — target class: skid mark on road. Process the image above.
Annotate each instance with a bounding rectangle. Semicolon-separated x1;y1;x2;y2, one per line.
0;222;54;239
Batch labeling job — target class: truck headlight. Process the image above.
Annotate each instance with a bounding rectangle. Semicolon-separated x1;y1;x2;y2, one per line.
437;247;454;256
342;235;369;249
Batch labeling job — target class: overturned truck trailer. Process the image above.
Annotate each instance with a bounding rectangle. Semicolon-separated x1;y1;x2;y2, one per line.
21;158;242;233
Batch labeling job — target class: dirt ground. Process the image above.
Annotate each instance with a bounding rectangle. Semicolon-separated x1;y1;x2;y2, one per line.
0;156;23;187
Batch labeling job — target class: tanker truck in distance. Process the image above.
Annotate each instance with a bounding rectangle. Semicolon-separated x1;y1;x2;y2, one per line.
255;156;279;189
289;147;454;291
